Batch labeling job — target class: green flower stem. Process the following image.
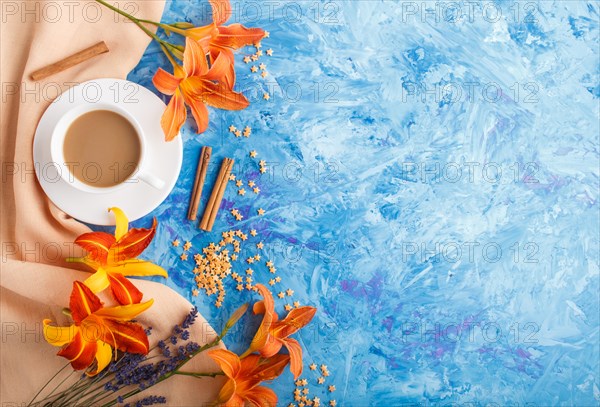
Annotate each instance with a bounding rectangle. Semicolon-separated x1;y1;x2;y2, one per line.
173;371;224;378
27;362;70;406
94;0;183;59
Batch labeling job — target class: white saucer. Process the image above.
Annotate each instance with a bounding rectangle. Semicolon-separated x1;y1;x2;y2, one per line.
33;78;182;226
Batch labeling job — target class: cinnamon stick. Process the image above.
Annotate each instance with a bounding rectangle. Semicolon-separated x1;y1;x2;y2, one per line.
187;146;212;221
30;41;109;81
200;158;234;232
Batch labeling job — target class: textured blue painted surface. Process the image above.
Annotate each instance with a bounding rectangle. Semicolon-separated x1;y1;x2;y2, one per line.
122;1;599;405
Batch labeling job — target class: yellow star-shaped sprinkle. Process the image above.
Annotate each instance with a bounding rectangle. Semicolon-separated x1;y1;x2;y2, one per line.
309;363;317;370
301;379;308;386
235;276;243;283
229;174;236;181
277;292;285;299
183;241;192;251
235;180;243;187
192;289;199;297
259;160;267;166
263;93;270;100
257;242;264;249
251;55;259;61
269;279;276;286
234;130;242;137
269;266;277;274
244;126;251;134
245;283;253;290
302;388;309;395
320;365;328;373
256;50;263;56
245;268;253;275
253;187;260;194
246;257;255;264
240;234;248;241
266;49;273;56
255;42;262;49
235;214;243;221
172;239;180;247
284;304;292;311
243;56;251;63
329;401;336;407
286;288;294;296
245;276;253;283
317;377;325;384
249;150;257;158
266;260;274;267
250;65;258;73
259;166;267;174
275;276;281;282
258;208;265;215
228;125;236;132
250;229;257;236
238;188;246;196
180;253;188;261
322;369;330;377
248;180;256;187
215;300;223;308
264;31;270;38
260;71;268;78
328;385;336;392
294;301;300;308
259;63;266;70
313;397;320;405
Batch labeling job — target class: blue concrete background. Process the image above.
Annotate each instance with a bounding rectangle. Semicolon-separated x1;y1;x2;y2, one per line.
121;1;600;405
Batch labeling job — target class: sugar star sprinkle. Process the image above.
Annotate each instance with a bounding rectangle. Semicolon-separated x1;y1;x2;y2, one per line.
243;56;251;63
250;65;258;73
258;208;265;215
251;55;258;61
260;71;268;78
172;239;180;247
266;48;273;56
269;279;276;286
285;304;292;311
183;241;192;251
235;180;243;187
249;150;257;158
235;130;242;137
259;63;266;70
259;166;267;174
228;125;236;132
248;180;256;187
257;242;264;249
317;377;325;384
250;229;257;236
229;174;236;181
286;288;294;296
329;401;337;406
243;126;251;136
253;187;260;194
328;385;336;392
256;50;263;56
277;292;285;299
238;188;246;196
309;363;317;370
263;93;270;100
275;276;281;283
180;253;188;261
294;301;301;308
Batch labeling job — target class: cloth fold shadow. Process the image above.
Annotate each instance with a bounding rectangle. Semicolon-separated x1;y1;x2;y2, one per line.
1;1;222;404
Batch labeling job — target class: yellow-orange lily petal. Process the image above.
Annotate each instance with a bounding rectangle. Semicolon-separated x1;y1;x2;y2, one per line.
94;299;154;321
108;272;143;305
108;218;157;264
160;88;187;141
153;67;182;95
109;207;129;240
183;37;209;77
209;0;231;26
86;340;113;376
43;320;78;346
84;268;110;294
182;91;210;134
104;259;168;278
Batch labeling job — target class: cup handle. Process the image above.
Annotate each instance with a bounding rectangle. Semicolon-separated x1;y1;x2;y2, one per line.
137;171;165;190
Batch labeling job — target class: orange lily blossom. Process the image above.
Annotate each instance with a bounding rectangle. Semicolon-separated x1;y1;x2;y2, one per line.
208;349;290;407
152;36;249;141
67;207;167;305
243;284;317;379
43;281;152;376
176;0;265;88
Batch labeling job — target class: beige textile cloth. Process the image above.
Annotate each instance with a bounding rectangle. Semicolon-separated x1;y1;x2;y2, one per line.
1;1;223;405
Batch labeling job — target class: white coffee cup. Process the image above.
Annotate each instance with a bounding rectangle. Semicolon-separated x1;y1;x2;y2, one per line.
50;103;164;193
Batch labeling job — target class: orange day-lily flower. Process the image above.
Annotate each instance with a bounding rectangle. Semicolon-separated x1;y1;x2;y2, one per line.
43;281;152;376
243;284;317;379
68;207;167;305
208;349;290;407
178;0;265;88
152;36;249;141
